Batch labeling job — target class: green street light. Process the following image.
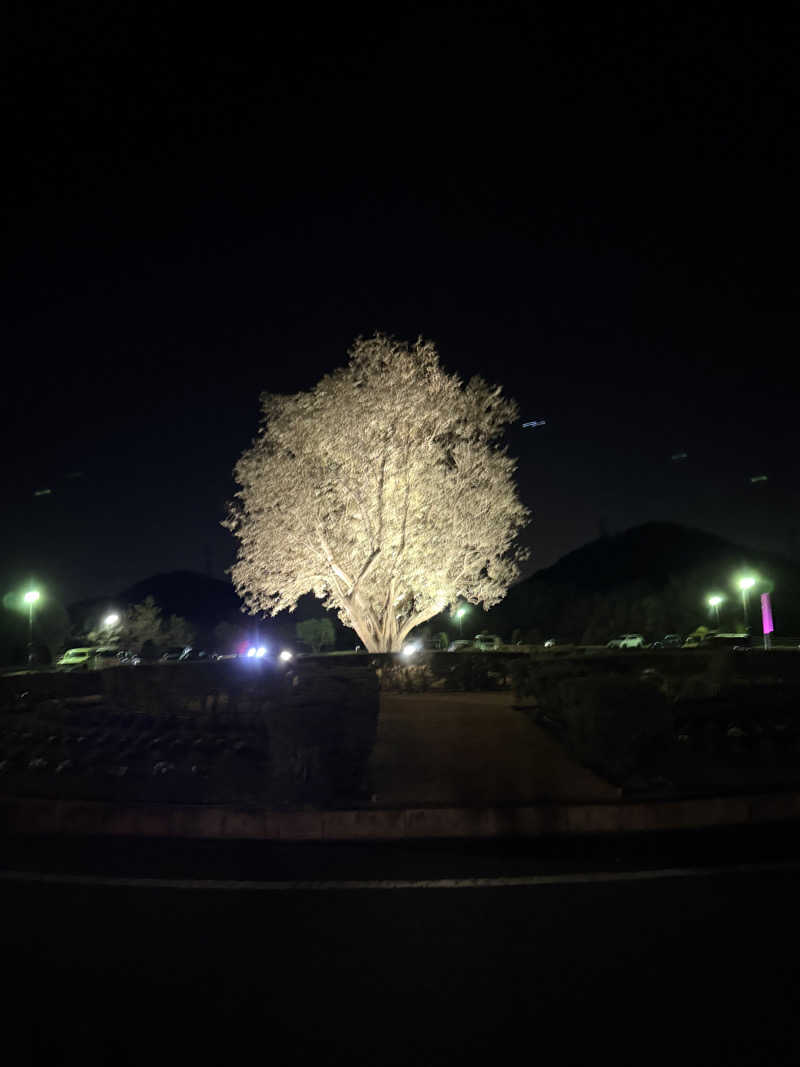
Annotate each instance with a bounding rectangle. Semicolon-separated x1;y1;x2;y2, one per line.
707;594;724;625
103;613;120;629
737;576;757;631
455;606;468;637
23;589;40;664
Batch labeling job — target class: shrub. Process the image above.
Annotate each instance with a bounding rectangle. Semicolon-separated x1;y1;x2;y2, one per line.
521;667;674;784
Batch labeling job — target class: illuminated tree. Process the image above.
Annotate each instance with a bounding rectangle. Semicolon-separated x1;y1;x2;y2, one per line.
226;334;530;652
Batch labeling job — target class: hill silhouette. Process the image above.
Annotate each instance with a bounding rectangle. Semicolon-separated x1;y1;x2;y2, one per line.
118;572;240;629
69;571;239;634
482;522;800;643
66;523;800;650
69;571;348;648
531;522;741;591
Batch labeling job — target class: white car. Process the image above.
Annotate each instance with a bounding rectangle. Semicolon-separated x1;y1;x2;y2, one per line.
56;647;97;670
606;634;646;649
474;633;503;651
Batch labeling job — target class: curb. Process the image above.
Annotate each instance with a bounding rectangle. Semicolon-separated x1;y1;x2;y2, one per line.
2;792;800;840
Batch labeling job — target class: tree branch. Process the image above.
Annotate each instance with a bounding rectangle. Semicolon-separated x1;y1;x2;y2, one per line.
319;532;383;640
335;468;378;552
317;533;355;590
376;446;387;549
352;547;381;595
378;576;396;646
398;603;449;646
388;463;411;579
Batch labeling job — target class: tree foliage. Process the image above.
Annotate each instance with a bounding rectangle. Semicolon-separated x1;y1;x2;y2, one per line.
226;334;530;651
115;596;194;655
162;614;195;649
121;596;163;652
296;617;336;653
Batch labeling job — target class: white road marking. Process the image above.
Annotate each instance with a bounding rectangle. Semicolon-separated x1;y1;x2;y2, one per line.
1;861;799;892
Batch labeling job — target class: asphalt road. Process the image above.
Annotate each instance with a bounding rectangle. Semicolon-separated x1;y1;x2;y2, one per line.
3;827;800;1066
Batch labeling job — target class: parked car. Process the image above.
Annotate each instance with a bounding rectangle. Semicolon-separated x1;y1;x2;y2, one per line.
423;635;449;651
116;650;141;665
447;639;475;652
682;629;717;648
651;634;682;649
93;647;126;668
474;633;503;651
160;647;186;661
178;648;211;662
56;647;96;670
402;637;448;654
701;633;751;649
606;634;646;649
543;638;557;648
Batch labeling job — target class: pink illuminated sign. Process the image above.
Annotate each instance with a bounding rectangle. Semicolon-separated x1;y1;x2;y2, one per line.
761;592;774;635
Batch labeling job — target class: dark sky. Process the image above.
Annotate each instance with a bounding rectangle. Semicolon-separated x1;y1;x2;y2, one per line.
2;4;798;607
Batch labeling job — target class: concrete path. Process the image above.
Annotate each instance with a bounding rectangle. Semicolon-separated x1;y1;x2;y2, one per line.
368;691;621;806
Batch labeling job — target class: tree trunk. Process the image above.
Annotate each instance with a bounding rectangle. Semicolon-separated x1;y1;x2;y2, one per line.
347;603;381;653
347;596;443;654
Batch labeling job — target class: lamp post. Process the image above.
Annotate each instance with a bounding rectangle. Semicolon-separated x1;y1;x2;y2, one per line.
737;576;756;631
707;594;724;626
23;590;40;664
455;606;467;637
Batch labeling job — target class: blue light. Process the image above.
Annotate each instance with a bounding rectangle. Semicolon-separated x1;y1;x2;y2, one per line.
246;647;256;658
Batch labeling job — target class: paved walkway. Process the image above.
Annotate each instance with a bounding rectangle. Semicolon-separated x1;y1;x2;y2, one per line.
369;692;621;806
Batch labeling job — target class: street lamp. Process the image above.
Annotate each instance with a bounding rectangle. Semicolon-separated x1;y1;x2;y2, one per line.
455;606;467;637
23;589;40;664
707;594;724;626
103;613;120;629
737;576;756;631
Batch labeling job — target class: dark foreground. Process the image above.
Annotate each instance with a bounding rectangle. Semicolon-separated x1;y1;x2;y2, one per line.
4;825;800;1066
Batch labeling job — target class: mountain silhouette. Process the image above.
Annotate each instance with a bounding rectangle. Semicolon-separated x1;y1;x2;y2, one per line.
529;522;756;592
484;522;800;642
69;571;346;645
117;572;240;628
67;523;800;648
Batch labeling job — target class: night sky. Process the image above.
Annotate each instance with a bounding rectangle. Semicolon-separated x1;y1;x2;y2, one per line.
2;5;798;608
